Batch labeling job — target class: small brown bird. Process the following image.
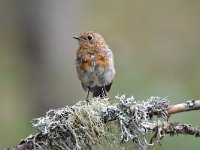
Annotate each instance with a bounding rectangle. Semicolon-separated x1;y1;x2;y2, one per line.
73;31;115;100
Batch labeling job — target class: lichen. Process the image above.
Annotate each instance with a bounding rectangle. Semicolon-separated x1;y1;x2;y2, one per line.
20;95;170;150
28;98;111;149
101;95;170;149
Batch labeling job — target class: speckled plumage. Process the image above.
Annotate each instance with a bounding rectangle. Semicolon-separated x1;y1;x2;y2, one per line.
74;31;115;99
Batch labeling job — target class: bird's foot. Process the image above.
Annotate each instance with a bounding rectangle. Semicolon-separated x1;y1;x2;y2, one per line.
86;98;91;105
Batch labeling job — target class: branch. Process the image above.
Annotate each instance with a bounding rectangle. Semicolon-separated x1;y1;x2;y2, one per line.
167;100;200;114
162;122;200;137
7;96;200;150
151;122;200;144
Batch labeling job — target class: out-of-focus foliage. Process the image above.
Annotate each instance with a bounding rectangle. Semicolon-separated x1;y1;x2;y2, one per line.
0;0;200;149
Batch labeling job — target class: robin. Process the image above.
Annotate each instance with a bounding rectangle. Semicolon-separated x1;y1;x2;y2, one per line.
73;31;115;100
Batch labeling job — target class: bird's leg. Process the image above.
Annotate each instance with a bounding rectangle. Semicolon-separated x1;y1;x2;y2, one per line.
86;88;91;104
102;86;107;98
86;90;90;101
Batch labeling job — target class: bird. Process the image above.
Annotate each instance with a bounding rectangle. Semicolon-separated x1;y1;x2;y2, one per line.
73;31;115;101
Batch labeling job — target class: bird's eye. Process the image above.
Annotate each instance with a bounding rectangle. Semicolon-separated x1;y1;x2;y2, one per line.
87;35;93;40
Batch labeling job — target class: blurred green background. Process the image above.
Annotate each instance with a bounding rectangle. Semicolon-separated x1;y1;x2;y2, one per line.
0;0;200;149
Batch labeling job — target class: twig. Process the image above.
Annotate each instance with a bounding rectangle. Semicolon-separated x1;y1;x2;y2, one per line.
151;122;200;143
167;100;200;115
164;122;200;137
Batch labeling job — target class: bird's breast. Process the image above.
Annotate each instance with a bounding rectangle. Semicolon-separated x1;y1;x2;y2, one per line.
94;53;109;68
77;50;110;71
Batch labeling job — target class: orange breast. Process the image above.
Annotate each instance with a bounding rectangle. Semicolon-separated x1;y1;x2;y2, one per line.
77;54;92;71
94;53;109;68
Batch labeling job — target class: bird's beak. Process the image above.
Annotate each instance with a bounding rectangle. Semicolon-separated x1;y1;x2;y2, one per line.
73;36;80;40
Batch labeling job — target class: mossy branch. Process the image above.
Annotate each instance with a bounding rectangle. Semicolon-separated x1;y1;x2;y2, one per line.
8;96;200;150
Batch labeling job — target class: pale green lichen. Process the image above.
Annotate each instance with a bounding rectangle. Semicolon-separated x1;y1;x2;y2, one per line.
29;97;113;149
20;95;170;150
99;95;169;149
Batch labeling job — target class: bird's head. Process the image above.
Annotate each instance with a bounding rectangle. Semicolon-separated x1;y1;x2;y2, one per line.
73;31;106;50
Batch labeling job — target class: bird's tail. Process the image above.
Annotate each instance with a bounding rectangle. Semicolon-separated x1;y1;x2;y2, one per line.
93;86;107;98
